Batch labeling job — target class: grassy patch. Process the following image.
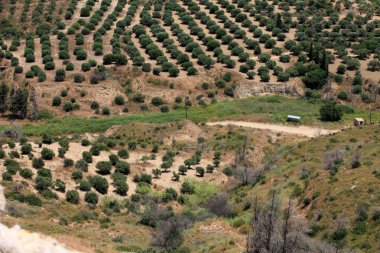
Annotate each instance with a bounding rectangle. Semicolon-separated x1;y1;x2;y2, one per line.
1;96;378;136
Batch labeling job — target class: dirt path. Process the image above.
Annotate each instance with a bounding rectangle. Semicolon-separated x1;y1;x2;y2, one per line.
206;121;340;137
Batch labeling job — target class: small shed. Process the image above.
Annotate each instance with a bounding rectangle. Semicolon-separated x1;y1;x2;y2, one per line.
354;118;364;127
287;115;301;123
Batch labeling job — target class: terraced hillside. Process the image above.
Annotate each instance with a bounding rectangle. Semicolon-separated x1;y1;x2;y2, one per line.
0;0;379;252
0;0;379;117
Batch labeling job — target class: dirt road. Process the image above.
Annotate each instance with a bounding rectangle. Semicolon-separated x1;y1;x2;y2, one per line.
206;121;340;138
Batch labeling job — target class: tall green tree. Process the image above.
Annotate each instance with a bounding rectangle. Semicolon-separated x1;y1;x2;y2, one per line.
0;82;8;113
275;13;283;28
308;42;314;61
10;88;29;119
320;50;329;76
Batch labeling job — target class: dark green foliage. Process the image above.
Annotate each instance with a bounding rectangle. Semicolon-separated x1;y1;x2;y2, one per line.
82;151;93;163
96;161;113;175
32;158;44;169
10;88;29;119
24;194;43;206
64;158;74;167
320;103;343;122
109;154;119;165
88;175;108;194
52;96;61;106
331;228;347;242
71;170;83;180
337;91;348;101
196;167;205;177
133;173;152;184
2;171;12;181
42;134;53;144
41;148;54;160
0;83;8;113
84;192;98;205
35;175;52;191
21;143;32;154
114;96;125;105
302;68;326;89
223;167;233;176
20;168;33;179
162;188;178;202
79;180;91;191
102;107;110;115
81;139;91;146
115;161;130;175
180;181;195;194
117;148;129;159
151;97;165;106
55;69;66;82
66;190;79;204
54;179;66;193
114;179;128;196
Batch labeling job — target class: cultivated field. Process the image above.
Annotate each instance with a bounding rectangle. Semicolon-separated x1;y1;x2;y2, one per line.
0;0;379;252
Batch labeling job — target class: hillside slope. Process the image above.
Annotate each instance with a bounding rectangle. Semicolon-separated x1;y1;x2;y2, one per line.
233;124;380;252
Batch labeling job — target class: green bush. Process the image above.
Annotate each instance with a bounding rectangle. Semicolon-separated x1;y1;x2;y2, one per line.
75;159;88;172
79;180;91;191
24;194;43;206
64;158;74;167
21;143;32;154
41;148;55;160
102;107;110;115
2;171;12;181
42;134;53;144
320;103;343;122
82;151;93;163
160;105;169;113
81;62;91;72
63;102;74;112
115;161;130;175
151;97;165;106
32;158;44;169
331;228;348;242
74;74;85;83
20;168;33;179
162;187;178;202
89;175;108;194
58;147;67;158
37;168;52;179
96;161;113;175
35;176;52;191
52;96;61;106
133;173;152;184
84;191;98;205
54;179;66;193
114;180;128;196
90;101;99;110
0;149;5;159
337;91;348;101
352;85;362;94
81;139;91;146
109;154;119;165
180;181;195;194
196;167;205;177
66;190;80;204
71;170;83;180
114;96;125;105
117;148;129;159
55;69;66;82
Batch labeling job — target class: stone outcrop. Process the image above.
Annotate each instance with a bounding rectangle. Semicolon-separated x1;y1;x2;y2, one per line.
235;80;304;98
